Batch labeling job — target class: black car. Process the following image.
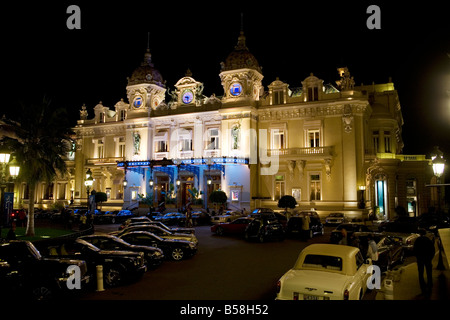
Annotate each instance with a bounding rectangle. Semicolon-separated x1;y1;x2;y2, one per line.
352;232;405;271
330;223;371;244
34;238;146;288
285;216;324;239
378;217;419;233
119;231;198;261
120;217;195;234
244;216;285;242
79;234;164;268
0;240;90;300
112;225;198;244
418;213;450;232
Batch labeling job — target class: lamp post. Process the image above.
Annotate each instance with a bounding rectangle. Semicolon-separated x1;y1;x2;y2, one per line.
0;147;20;237
84;169;94;213
431;146;446;270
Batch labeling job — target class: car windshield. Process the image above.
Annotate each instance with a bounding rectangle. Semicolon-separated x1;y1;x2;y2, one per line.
329;213;343;217
298;254;343;271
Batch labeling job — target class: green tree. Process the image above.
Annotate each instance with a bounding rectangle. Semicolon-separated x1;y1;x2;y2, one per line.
209;190;227;209
1;98;73;236
277;195;297;214
94;192;108;210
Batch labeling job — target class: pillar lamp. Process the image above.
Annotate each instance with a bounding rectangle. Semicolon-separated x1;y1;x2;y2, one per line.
84;169;94;212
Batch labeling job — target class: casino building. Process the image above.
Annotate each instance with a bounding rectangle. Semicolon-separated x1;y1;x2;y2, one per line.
17;28;435;220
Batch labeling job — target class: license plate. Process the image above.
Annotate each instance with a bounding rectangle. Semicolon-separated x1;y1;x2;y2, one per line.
304;294;319;300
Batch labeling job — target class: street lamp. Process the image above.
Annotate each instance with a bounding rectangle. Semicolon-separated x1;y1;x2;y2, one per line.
8;156;20;179
430;147;446;271
0;147;20;236
84;169;94;212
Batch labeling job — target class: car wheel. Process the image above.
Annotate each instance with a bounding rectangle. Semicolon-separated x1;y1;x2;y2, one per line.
217;226;224;236
171;248;184;261
104;264;124;287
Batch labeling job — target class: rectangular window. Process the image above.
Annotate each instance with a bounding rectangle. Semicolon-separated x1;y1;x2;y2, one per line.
273;90;284;105
271;129;285;150
154;131;169;153
99;112;105;123
307;87;319;101
119;109;127;121
275;175;285;201
308;129;320;147
119;137;126;158
310;174;321;201
206;128;219;150
373;131;379;153
97;139;104;159
384;131;391;153
179;129;193;151
156;141;167;152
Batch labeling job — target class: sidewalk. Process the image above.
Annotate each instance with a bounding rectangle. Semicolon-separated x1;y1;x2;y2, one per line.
376;235;450;300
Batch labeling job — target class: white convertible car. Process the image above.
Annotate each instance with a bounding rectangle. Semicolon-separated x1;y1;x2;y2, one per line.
276;244;372;300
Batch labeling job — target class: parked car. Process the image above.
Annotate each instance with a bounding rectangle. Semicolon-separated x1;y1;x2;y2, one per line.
120;217;195;234
352;232;405;271
191;210;211;226
276;243;371;300
292;209;320;219
152;212;186;226
116;209;135;219
417;213;450;232
34;238;146;288
377;217;434;252
244;215;285;242
325;213;347;225
119;231;197;261
111;225;198;245
93;210;118;224
249;208;275;216
211;217;254;236
79;234;164;268
211;210;243;224
330;223;371;244
286;216;324;239
0;240;90;300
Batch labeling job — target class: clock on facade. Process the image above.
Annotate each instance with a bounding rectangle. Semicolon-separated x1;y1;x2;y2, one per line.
182;90;194;104
133;96;143;108
230;83;243;96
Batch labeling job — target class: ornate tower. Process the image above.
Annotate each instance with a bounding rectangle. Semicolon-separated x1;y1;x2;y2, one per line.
126;47;166;116
219;27;263;105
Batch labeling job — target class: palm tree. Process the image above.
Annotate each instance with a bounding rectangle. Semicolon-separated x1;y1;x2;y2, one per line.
1;98;73;236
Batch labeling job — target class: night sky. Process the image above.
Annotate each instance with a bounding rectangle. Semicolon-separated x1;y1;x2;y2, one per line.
3;1;449;156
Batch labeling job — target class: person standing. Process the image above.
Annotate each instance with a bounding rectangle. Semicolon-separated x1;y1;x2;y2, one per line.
366;234;379;262
301;214;311;240
413;229;435;298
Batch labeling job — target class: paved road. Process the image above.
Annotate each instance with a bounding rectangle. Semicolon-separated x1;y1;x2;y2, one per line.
81;223;333;300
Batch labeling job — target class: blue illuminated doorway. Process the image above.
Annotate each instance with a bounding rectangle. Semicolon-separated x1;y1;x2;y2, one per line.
375;179;388;219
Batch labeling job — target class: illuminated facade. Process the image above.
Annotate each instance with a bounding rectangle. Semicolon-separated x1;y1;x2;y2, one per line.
15;29;434;219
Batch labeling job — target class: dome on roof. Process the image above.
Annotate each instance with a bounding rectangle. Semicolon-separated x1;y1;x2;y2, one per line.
128;49;165;87
221;31;261;73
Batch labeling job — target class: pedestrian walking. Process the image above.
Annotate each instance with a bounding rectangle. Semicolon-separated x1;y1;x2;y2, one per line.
366;234;378;262
413;228;435;298
338;228;348;245
301;214;311;240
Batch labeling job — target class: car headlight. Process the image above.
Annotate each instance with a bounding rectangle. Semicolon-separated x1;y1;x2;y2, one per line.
189;242;196;249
